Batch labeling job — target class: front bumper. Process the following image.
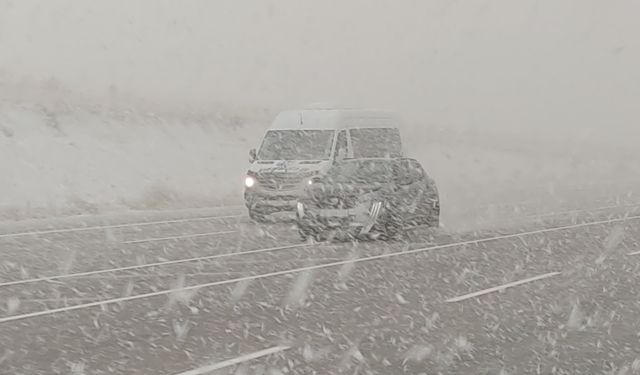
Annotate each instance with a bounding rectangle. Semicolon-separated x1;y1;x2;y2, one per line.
296;201;383;236
244;189;302;213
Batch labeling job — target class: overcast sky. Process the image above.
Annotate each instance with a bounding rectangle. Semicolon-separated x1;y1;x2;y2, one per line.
1;0;638;135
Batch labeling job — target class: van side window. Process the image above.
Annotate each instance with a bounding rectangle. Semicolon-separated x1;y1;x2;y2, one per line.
349;128;402;158
335;131;348;159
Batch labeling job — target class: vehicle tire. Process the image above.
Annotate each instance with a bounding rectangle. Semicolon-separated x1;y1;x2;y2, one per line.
419;198;440;228
249;208;268;223
298;218;324;241
422;202;439;228
298;225;314;242
382;207;405;241
384;225;403;241
426;212;439;228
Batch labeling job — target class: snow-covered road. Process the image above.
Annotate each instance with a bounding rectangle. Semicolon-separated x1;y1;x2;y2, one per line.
1;195;639;374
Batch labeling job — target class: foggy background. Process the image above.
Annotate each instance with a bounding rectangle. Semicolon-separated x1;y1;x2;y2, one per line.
2;1;638;132
2;3;640;373
1;0;638;223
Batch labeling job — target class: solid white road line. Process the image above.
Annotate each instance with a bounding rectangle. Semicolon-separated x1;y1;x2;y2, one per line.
445;271;561;303
1;215;637;324
24;271;247;281
0;243;316;288
122;230;237;244
173;346;290;375
0;214;245;239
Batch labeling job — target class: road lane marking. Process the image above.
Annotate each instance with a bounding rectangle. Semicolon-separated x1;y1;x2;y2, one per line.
122;230;236;244
1;215;638;324
0;243;317;288
173;346;290;375
445;271;561;303
522;203;640;220
0;214;245;239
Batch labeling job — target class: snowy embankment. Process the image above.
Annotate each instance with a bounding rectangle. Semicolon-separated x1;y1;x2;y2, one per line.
407;125;640;230
0;100;262;220
1;99;638;227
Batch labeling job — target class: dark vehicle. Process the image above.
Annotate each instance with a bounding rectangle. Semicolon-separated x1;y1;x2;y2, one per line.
296;158;439;241
243;108;404;223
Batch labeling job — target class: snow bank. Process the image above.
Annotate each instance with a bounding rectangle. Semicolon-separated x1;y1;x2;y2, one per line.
0;100;265;220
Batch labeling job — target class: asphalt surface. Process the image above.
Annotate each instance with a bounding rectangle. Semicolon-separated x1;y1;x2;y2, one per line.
1;191;640;375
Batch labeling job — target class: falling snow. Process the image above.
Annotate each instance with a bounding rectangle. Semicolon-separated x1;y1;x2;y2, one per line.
1;1;640;374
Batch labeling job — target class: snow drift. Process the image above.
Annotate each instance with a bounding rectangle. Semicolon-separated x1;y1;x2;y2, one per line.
0;100;263;220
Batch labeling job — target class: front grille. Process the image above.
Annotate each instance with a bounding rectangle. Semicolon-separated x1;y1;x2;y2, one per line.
256;172;312;191
312;195;359;209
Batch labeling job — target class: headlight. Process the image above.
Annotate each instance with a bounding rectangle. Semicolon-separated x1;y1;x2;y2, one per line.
245;176;255;188
327;197;340;206
307;179;313;185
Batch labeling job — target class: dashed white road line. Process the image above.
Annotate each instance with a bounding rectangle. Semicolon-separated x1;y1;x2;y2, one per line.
0;215;637;324
627;250;640;256
173;346;290;375
445;271;562;303
122;230;237;244
0;243;316;288
0;214;245;239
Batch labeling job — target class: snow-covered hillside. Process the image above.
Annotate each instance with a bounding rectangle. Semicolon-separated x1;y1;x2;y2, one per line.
0;100;265;219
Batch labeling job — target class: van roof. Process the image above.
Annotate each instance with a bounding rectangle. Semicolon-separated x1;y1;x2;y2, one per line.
269;108;401;130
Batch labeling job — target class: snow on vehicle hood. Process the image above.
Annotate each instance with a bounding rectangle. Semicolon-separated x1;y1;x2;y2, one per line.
247;160;331;175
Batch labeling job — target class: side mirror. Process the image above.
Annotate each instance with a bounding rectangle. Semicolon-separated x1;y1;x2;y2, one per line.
249;149;257;163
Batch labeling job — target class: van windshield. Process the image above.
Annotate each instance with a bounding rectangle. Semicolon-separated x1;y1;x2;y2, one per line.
257;130;335;160
350;128;402;158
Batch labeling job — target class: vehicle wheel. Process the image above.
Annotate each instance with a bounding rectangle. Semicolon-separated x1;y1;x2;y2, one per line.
249;208;268;223
382;210;405;241
426;212;440;228
420;199;440;228
298;225;315;242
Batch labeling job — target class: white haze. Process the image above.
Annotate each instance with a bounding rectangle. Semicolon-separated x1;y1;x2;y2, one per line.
1;0;638;136
0;0;639;224
2;4;640;374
